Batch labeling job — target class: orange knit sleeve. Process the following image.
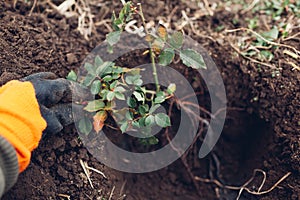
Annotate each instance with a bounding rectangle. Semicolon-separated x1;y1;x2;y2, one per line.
0;80;47;172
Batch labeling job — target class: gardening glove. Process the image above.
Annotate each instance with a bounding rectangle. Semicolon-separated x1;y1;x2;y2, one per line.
0;80;46;172
0;72;90;173
21;72;91;135
0;135;19;198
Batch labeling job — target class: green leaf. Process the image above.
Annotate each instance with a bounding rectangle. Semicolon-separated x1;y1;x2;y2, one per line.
115;92;125;100
111;73;120;80
125;110;133;120
134;79;143;86
125;75;142;85
111;12;120;31
112;66;124;74
113;18;123;26
102;75;113;82
100;89;108;99
78;117;93;135
149;104;161;114
125;76;134;84
84;100;105;112
135;86;146;94
154;92;166;103
66;70;77;81
167;83;176;94
148;136;159;145
106;31;121;46
155;113;171;128
180;49;206;69
114;86;126;93
110;80;118;90
107;91;115;101
97;61;114;76
83;74;95;86
120;121;128;133
95;56;103;67
119;7;125;22
107;45;114;54
127;97;137;108
156;91;165;97
169;31;184;49
90;80;101;95
145;115;155;126
133;91;144;102
138;104;149;115
138;117;146;127
119;2;131;21
158;48;175;66
262;28;279;41
154;96;165;104
132;121;140;128
84;62;96;75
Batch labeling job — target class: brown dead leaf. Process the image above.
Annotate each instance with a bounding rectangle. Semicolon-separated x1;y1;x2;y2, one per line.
93;111;107;133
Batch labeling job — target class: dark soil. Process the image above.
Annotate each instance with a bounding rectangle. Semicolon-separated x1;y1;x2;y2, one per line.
1;1;299;200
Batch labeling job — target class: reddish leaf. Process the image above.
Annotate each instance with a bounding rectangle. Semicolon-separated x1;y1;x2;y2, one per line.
93;111;107;133
157;25;167;40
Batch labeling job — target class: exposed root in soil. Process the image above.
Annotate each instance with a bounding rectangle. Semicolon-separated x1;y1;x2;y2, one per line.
164;92;292;199
80;159;95;189
80;159;107;189
194;169;291;200
165;94;211;197
58;193;71;200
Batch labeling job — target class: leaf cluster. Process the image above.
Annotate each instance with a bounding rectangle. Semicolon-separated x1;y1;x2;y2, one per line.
67;55;174;143
145;26;207;70
106;1;134;52
67;1;209;146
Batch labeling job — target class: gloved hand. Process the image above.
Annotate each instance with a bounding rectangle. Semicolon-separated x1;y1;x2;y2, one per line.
21;72;91;135
0;71;90;173
0;72;90;198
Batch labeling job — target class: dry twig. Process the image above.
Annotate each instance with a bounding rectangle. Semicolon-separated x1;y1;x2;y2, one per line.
109;186;115;200
241;0;260;14
47;0;94;40
179;10;216;42
29;0;37;16
228;40;277;69
225;28;300;55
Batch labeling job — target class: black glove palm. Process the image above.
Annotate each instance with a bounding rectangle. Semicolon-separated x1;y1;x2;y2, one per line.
22;72;90;135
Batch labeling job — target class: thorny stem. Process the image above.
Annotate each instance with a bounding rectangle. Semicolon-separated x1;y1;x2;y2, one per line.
138;3;160;93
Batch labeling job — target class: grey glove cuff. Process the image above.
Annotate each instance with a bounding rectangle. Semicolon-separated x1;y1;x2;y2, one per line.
0;135;19;197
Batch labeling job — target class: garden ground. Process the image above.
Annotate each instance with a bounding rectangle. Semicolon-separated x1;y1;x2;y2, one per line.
0;0;299;199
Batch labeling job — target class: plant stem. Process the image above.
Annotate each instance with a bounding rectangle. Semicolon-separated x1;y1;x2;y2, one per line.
138;3;160;92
